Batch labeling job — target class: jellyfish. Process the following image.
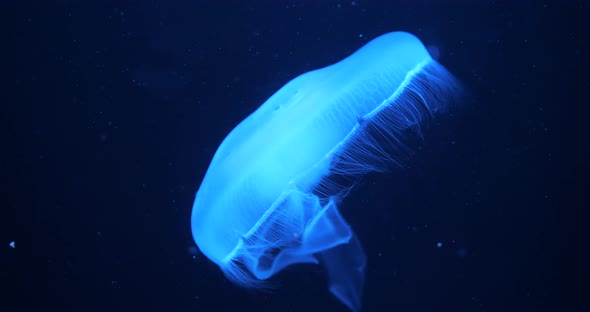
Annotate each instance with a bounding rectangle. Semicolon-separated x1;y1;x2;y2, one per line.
191;31;459;311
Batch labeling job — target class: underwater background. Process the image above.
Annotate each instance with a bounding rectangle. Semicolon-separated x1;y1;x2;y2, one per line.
2;1;587;311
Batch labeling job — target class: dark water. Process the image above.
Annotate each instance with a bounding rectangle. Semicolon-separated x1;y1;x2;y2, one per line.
2;1;587;311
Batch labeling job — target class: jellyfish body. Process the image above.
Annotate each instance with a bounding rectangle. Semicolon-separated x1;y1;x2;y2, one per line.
191;31;458;311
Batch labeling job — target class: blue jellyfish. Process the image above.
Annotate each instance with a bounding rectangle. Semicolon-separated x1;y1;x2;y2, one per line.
191;31;458;311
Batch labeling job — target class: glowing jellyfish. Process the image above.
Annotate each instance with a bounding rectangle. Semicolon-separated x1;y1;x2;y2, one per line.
191;31;459;311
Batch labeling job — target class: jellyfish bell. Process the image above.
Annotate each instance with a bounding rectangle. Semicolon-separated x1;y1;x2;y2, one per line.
191;31;459;311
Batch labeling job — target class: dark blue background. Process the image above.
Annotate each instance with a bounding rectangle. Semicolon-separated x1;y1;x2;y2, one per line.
2;1;587;311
